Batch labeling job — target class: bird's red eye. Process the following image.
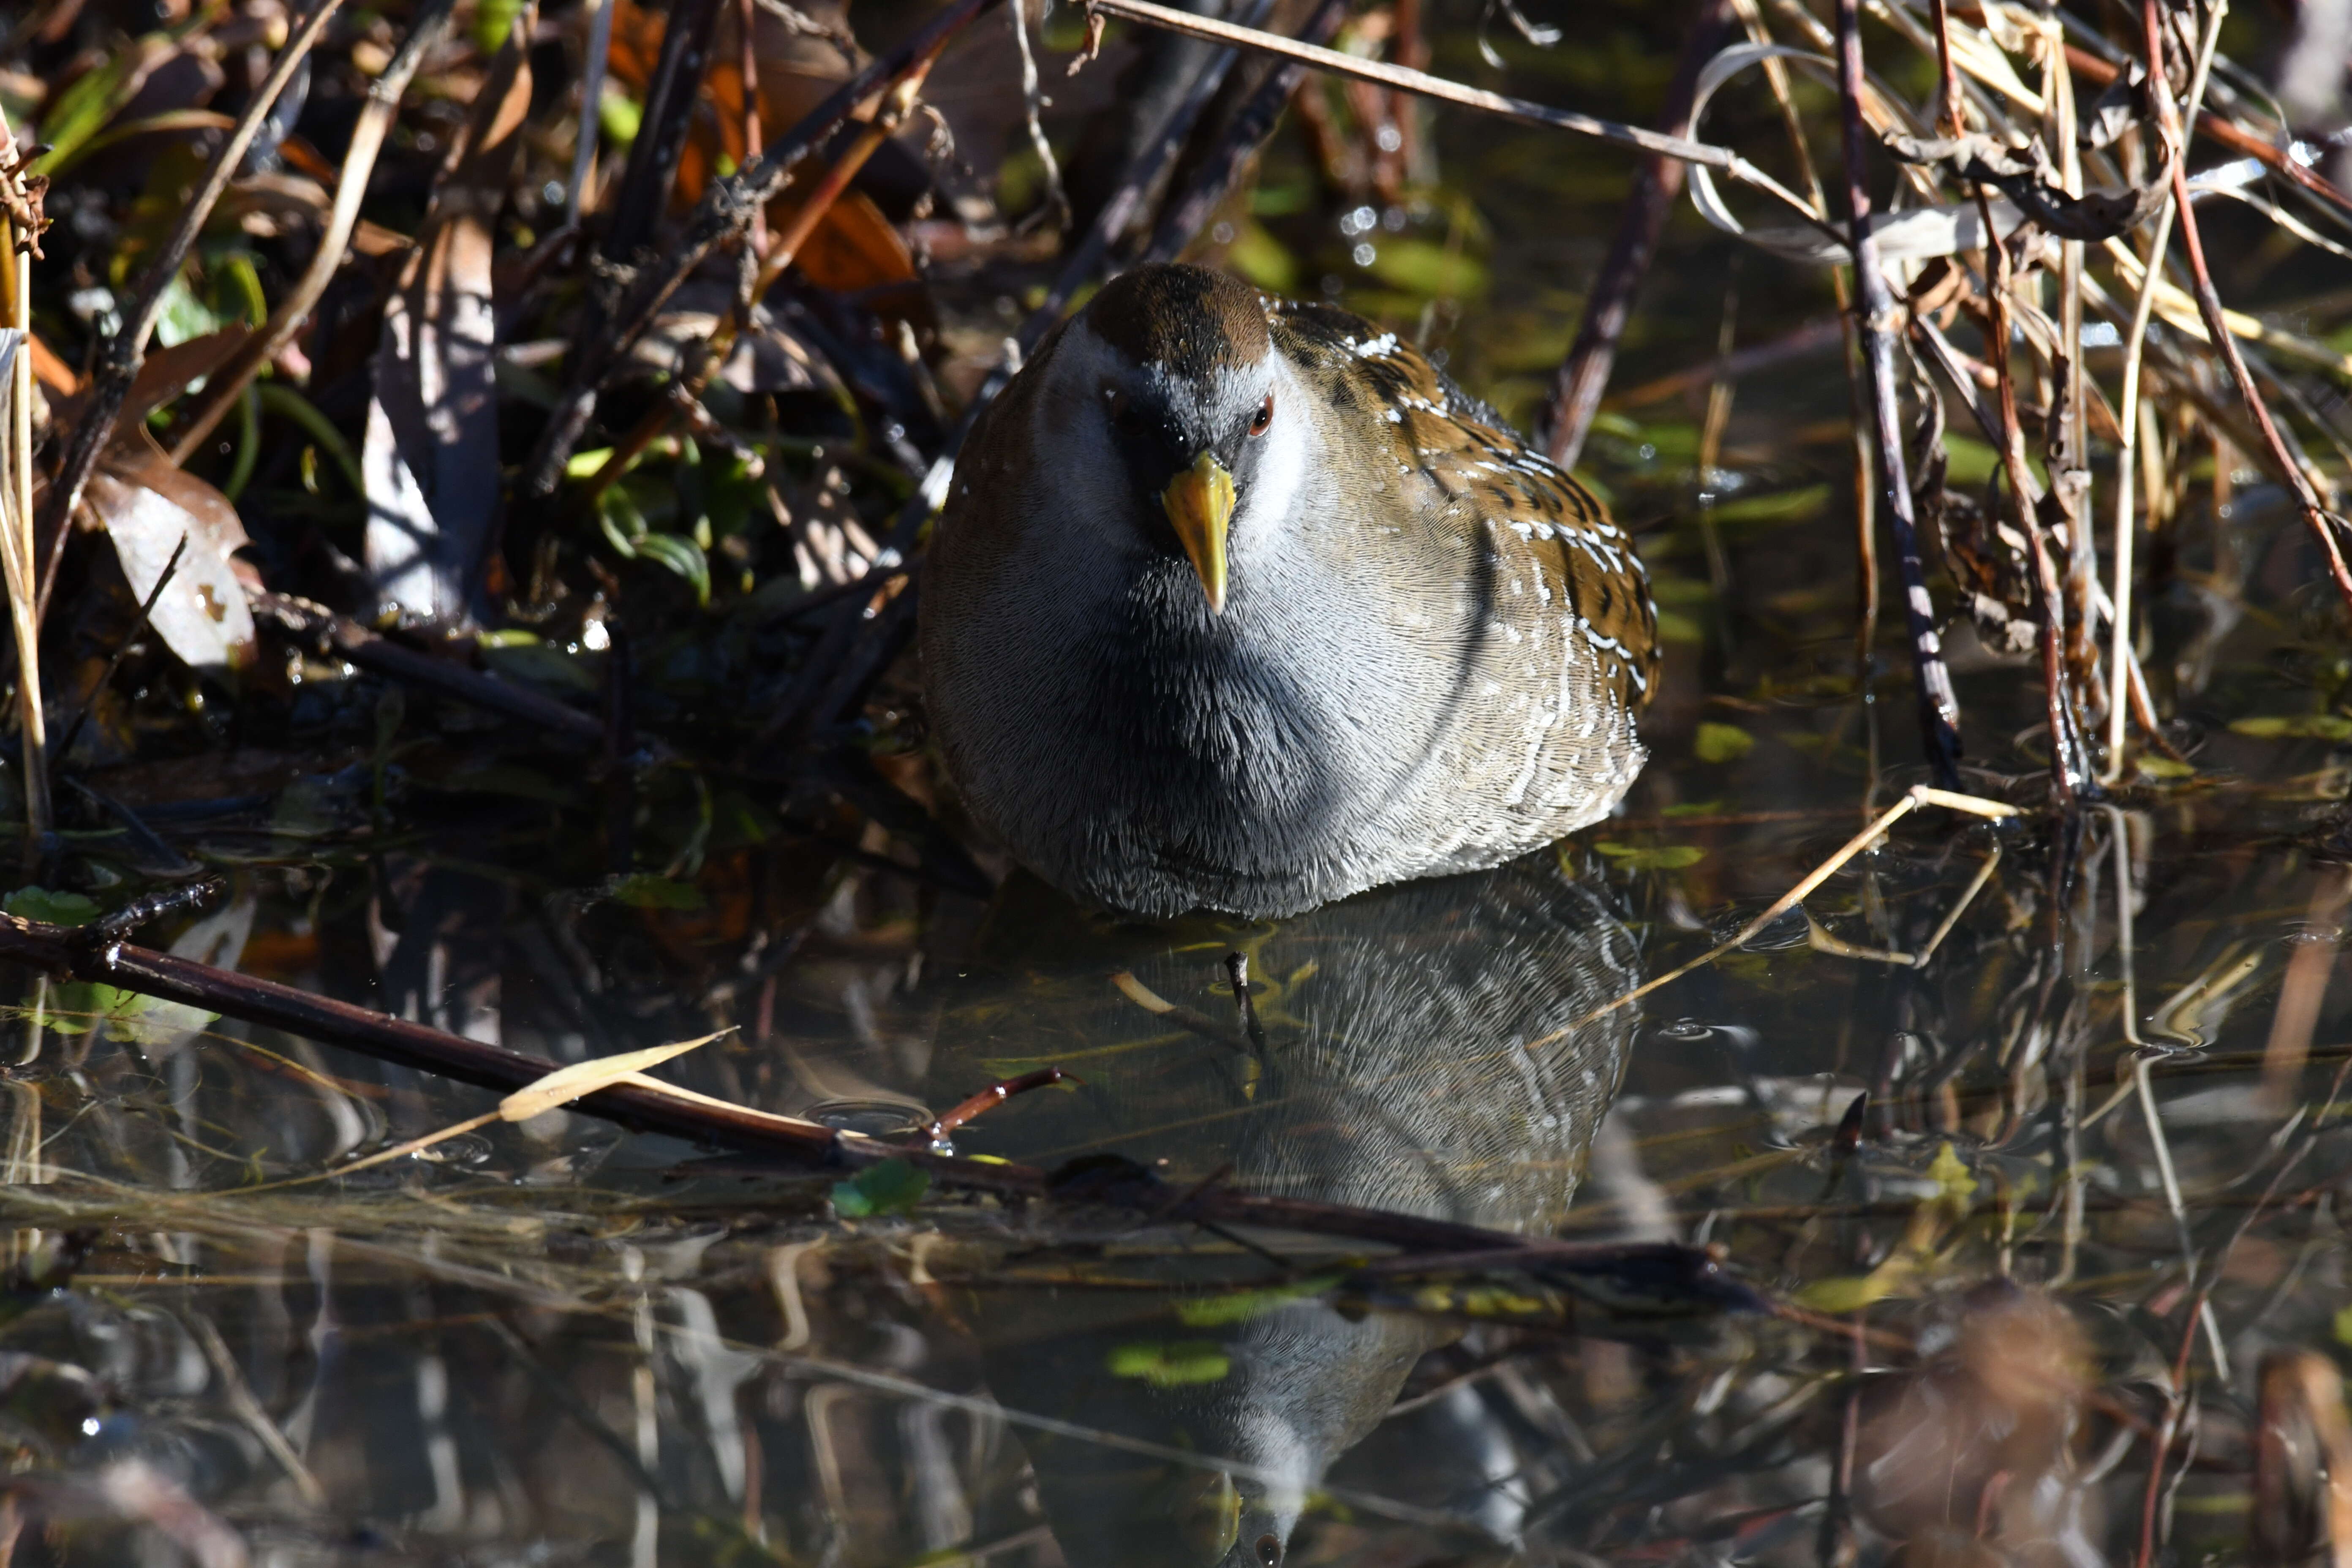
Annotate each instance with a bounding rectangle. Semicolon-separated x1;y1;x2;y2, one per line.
1250;393;1274;437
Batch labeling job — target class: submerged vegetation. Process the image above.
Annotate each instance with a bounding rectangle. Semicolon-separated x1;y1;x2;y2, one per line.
0;0;2343;1560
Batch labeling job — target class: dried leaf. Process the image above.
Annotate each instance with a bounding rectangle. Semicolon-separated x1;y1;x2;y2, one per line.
496;1030;727;1123
362;10;534;624
782;188;916;295
81;432;256;672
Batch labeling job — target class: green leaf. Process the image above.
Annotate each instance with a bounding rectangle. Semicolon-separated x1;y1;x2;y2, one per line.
32;47;142;173
598;84;642;150
2335;1304;2352;1346
604;873;705;911
1593;842;1705;871
1927;1140;1977;1211
1794;1271;1897;1314
3;888;101;926
632;534;712;606
2136;755;2195;780
2230;713;2352;741
832;1158;930;1218
1222;220;1298;295
1361;237;1489;300
1694;722;1755;764
1105;1340;1233;1387
472;0;526;50
1653;608;1705;646
1174;1275;1340;1327
1707;484;1830;526
153;272;230;349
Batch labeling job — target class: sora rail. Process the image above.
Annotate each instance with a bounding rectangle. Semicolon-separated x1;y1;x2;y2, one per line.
920;264;1657;919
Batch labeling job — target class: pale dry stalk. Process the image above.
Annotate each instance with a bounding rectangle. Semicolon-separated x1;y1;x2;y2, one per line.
2101;0;2226;782
0;107;46;849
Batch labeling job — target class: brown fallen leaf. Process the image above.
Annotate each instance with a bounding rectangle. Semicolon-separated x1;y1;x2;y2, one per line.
79;429;256;672
360;8;533;625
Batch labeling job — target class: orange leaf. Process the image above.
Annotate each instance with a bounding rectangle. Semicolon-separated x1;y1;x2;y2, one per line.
781;188;915;294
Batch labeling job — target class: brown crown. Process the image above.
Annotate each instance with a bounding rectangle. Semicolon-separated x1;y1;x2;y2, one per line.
1082;263;1272;381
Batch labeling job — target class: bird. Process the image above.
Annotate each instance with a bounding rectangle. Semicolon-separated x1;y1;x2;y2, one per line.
918;262;1657;920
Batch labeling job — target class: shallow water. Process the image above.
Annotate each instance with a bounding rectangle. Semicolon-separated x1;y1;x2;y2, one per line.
3;0;2352;1562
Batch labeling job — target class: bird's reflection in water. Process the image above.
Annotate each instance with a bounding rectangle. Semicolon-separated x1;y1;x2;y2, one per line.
925;853;1642;1566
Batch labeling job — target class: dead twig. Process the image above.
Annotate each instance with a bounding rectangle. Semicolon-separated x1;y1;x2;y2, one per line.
252;593;609;746
1142;0;1353;261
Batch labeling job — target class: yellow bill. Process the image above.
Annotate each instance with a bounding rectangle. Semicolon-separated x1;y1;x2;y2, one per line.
1160;451;1235;615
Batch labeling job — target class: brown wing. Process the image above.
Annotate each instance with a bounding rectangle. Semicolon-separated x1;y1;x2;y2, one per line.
1268;300;1660;710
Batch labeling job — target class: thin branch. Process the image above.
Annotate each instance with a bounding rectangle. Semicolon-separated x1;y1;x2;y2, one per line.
0;912;1756;1302
252;593;610;745
1143;0;1353;260
2101;0;2225;783
2062;41;2352;221
2142;0;2352;620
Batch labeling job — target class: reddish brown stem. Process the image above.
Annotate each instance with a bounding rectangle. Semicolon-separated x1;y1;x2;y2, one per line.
2064;42;2352;221
2141;0;2352;621
927;1067;1079;1144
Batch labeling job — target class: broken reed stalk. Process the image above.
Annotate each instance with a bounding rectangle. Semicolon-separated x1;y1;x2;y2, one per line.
2143;0;2352;621
1835;0;1963;786
2047;17;2100;746
0;912;1748;1298
0;113;44;852
1081;0;1827;232
36;0;348;614
169;0;460;461
524;0;1009;495
1528;784;2020;1046
1977;185;2090;799
1541;0;1735;471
